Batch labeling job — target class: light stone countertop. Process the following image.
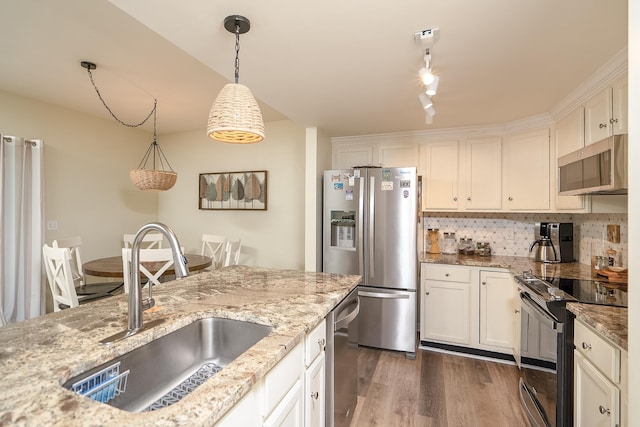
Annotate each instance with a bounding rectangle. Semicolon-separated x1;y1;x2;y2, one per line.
0;266;360;426
420;253;628;351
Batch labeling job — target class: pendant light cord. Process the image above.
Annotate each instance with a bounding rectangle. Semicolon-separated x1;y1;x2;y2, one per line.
85;67;156;128
234;24;241;83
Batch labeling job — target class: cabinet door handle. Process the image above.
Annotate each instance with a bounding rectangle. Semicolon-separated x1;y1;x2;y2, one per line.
508;196;513;201
481;281;487;285
425;291;430;295
598;405;610;415
444;273;450;277
610;118;619;124
581;342;592;350
453;197;458;201
318;338;326;350
515;309;520;314
599;123;607;129
467;197;471;201
311;392;319;400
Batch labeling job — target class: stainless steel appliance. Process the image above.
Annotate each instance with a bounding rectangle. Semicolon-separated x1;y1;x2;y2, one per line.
325;288;360;427
323;167;417;357
514;272;628;427
529;222;574;263
558;134;628;195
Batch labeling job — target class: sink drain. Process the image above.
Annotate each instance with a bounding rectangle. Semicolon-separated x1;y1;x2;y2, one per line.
144;362;223;411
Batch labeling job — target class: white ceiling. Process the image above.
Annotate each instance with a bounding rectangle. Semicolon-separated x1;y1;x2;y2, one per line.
0;0;628;138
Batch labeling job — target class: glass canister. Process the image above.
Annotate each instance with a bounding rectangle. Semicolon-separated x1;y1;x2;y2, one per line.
442;232;457;254
427;228;441;254
458;237;475;255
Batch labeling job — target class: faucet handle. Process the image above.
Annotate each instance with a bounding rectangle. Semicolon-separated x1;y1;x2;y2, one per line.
142;297;155;311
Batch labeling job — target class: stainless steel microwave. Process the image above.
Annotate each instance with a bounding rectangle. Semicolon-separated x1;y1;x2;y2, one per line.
558;134;627;196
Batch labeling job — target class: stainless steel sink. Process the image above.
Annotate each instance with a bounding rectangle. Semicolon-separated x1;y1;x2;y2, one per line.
64;317;273;412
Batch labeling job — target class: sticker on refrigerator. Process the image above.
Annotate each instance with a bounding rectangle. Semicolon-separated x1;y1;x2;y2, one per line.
381;181;393;191
382;169;392;181
346;190;354;200
331;174;341;183
403;190;409;198
354;170;360;178
333;182;344;190
348;176;355;186
399;180;411;188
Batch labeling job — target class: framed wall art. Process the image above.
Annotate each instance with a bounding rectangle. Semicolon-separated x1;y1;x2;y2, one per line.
199;170;267;210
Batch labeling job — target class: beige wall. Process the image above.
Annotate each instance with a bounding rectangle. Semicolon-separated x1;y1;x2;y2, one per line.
156;120;307;269
0;90;158;262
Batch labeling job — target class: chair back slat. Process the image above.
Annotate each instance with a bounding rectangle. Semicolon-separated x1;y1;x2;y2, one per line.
201;234;226;270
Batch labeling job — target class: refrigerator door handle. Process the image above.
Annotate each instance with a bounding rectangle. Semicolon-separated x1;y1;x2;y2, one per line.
358;290;410;299
358;176;365;275
369;176;375;278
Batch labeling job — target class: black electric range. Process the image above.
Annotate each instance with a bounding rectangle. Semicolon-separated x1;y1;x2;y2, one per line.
539;276;627;308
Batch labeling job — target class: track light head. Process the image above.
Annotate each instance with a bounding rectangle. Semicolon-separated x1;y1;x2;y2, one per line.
418;93;433;110
419;67;435;85
426;75;440;96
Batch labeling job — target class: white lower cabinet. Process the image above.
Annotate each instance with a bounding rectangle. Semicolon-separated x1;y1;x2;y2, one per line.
574;319;627;427
215;319;326;427
478;270;515;351
420;264;515;356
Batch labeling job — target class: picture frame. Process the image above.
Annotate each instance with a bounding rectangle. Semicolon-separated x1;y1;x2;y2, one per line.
199;170;267;210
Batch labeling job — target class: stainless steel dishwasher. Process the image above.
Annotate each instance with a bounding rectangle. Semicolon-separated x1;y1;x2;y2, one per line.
325;287;360;427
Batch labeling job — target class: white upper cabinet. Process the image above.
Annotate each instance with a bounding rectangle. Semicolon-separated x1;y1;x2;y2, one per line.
333;144;373;169
377;143;419;168
503;129;550;211
463;137;502;210
584;74;628;145
421;141;459;210
554;108;588;212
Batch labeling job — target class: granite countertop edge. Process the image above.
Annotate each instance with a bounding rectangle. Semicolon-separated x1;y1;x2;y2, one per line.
420;253;628;351
0;266;361;426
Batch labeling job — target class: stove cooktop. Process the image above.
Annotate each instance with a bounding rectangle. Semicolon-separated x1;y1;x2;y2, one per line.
542;276;627;308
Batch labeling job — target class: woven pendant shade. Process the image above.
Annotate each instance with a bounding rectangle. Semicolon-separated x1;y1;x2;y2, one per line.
207;83;265;144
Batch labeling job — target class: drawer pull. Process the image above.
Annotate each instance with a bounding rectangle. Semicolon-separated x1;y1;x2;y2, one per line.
581;342;592;350
425;291;430;295
514;309;520;314
598;405;610;415
444;273;450;277
311;392;319;400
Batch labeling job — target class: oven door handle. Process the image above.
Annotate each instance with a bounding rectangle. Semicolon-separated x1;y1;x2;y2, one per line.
520;293;562;333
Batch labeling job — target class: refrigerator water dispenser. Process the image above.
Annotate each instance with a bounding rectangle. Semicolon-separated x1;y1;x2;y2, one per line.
330;211;356;248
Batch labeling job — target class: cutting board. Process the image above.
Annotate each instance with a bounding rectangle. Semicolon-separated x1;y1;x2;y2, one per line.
595;267;628;283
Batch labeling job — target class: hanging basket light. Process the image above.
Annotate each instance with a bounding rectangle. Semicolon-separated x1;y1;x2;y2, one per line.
207;15;265;144
80;61;178;191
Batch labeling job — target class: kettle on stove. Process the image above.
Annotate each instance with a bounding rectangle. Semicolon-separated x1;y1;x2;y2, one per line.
529;236;558;263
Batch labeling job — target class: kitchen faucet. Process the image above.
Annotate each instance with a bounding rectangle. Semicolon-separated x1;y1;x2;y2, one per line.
101;222;189;344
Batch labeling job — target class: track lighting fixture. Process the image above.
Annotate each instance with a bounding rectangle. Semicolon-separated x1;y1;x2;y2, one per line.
414;28;440;125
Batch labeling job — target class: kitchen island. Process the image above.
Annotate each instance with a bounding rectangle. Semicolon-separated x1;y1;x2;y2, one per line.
0;266;360;426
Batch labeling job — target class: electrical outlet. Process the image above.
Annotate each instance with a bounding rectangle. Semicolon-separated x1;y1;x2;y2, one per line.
47;220;58;231
606;224;620;243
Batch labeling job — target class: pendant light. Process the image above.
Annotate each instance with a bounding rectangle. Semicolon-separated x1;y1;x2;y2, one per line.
81;61;177;191
207;15;265;144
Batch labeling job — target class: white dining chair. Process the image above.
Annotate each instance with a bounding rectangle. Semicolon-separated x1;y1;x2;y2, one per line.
42;244;80;311
43;245;111;311
223;239;242;267
53;236;123;296
123;233;164;249
201;234;227;270
121;247;183;294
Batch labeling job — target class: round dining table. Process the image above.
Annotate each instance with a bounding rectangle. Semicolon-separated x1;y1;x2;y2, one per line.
83;254;212;278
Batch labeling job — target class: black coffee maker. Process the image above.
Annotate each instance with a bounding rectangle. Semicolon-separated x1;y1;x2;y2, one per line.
529;222;574;263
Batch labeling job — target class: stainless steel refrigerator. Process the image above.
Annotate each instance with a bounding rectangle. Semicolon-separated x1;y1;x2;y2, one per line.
323;167;417;357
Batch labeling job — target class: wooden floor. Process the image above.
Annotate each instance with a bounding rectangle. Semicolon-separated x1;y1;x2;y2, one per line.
351;346;529;427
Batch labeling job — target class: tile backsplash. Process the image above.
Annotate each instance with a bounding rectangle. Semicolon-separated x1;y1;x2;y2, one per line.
420;212;628;267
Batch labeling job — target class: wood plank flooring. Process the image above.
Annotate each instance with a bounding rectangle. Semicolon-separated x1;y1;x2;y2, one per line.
351;347;529;427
